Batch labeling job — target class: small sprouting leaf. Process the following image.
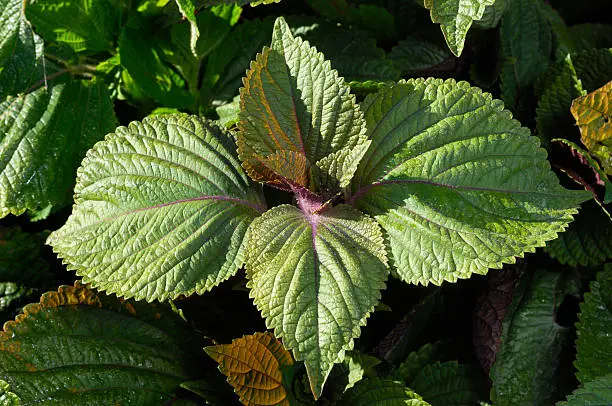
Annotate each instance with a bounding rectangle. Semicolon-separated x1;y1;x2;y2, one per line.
574;266;612;384
350;78;587;286
0;282;207;404
25;0;118;53
238;17;369;193
340;378;430;406
0;0;45;99
423;0;495;56
500;0;552;111
47;114;265;302
490;270;575;405
1;80;118;218
571;81;612;175
205;332;296;406
246;204;388;398
0;380;19;405
557;374;612;406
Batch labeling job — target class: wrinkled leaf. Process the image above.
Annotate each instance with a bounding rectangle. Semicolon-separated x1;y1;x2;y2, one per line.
350;78;587;286
574;266;612;384
205;332;296;406
48;114;265;302
423;0;495;56
0;282;206;404
1;79;117;218
246;204;388;398
238;17;369;193
340;378;430;406
411;361;485;406
387;343;441;384
389;36;452;76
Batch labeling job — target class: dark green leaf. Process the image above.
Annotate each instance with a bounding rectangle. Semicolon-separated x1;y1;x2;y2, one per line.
558;374;612;406
389;36;452;76
340;378;430;406
411;361;485;406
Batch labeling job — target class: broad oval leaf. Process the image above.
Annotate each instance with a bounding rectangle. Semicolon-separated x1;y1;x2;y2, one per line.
246;204;388;398
238;17;369;193
1;80;118;219
350;78;587;286
205;332;295;406
571;80;612;175
47;114;265;302
340;378;430;406
575;266;612;384
423;0;494;56
0;282;207;404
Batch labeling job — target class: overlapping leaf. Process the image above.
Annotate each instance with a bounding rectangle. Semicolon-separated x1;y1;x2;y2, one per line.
340;378;430;406
558;374;612;406
389;36;452;76
571;81;612;174
410;361;485;406
490;270;575;405
0;380;18;405
205;332;296;406
25;0;118;53
574;266;612;384
1;80;117;218
246;204;388;398
423;0;495;56
238;17;369;193
0;282;206;404
350;78;587;286
47;114;265;301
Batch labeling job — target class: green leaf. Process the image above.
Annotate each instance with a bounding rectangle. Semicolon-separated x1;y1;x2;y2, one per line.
340;378;430;406
574;266;612;384
389;36;452;76
568;24;612;51
342;351;382;391
1;79;118;218
201;0;280;5
205;332;296;406
423;0;495;56
119;17;193;109
0;282;206;404
500;0;552;110
0;0;45;98
47;114;265;302
490;270;574;405
0;380;19;405
238;17;369;193
350;78;587;286
546;200;612;267
246;204;388;398
410;361;485;406
558;374;612;406
388;343;441;384
216;95;240;128
474;0;507;29
25;0;118;53
173;0;199;57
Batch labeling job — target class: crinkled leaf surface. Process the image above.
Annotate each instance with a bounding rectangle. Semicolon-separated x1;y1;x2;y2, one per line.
0;380;19;405
546;200;612;266
1;79;117;218
410;361;485;406
558;374;612;406
238;17;369;193
0;282;207;404
500;0;552;110
350;78;587;286
572;81;612;174
246;204;388;398
205;332;296;406
0;0;44;99
387;343;441;384
389;36;452;76
423;0;495;56
340;378;430;406
25;0;118;53
47;114;265;302
490;270;574;405
574;266;612;384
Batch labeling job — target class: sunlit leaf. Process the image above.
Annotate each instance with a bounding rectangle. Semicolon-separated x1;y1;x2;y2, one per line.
340;378;430;405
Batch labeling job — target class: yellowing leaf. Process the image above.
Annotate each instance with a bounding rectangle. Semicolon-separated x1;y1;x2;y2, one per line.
571;81;612;174
205;332;295;406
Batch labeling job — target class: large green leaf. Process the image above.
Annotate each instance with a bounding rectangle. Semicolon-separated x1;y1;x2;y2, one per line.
574;266;612;384
0;282;206;404
500;0;552;110
558;374;612;406
410;361;485;406
246;204;388;398
490;270;575;405
47;114;265;302
389;36;452;76
25;0;118;53
350;78;587;286
1;79;117;218
238;17;369;194
0;0;44;99
423;0;495;56
340;378;430;405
